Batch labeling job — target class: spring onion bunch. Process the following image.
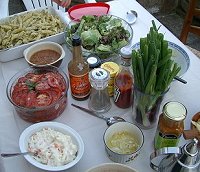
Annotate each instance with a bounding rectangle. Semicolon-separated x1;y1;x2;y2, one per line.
132;20;181;95
132;20;181;127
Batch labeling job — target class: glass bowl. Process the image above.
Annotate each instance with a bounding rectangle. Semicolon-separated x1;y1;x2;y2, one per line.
65;15;133;61
6;66;69;122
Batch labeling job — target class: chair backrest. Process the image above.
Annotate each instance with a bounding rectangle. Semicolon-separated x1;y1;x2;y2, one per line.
180;0;200;43
22;0;97;12
22;0;66;12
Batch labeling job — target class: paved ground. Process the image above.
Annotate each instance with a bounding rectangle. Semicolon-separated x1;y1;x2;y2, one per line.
9;0;200;51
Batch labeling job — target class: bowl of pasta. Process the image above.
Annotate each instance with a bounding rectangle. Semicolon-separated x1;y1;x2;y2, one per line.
6;66;69;122
24;41;65;68
19;121;84;171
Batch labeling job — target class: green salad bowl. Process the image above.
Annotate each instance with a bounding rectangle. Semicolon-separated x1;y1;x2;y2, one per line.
65;15;133;61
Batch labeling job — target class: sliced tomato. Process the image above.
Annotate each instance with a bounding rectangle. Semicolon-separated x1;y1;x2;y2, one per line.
26;91;37;108
35;80;50;91
11;89;29;107
48;88;62;103
47;72;66;91
35;91;52;107
25;73;42;83
47;76;60;88
18;76;27;83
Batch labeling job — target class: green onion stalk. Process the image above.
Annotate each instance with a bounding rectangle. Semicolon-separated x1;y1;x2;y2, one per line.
132;20;181;128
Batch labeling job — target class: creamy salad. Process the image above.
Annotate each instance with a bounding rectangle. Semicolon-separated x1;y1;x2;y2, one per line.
28;127;78;166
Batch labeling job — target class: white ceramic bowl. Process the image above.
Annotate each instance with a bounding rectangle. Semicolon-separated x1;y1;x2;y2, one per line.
86;163;138;172
19;122;84;171
23;41;65;67
132;41;190;77
103;122;144;163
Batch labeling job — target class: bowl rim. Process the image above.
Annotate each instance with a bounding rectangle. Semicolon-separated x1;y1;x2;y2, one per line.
19;121;84;171
103;121;144;156
23;41;65;67
6;66;69;111
131;41;190;77
86;162;138;172
65;14;133;55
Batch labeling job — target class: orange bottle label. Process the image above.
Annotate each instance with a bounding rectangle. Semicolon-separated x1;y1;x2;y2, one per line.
69;72;90;98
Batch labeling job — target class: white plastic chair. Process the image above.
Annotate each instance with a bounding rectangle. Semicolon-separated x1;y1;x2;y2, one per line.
0;0;97;19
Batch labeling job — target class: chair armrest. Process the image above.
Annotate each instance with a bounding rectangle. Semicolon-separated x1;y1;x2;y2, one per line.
0;0;9;19
84;0;97;3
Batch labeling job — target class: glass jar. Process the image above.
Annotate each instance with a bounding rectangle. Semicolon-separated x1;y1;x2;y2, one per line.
101;62;119;97
88;68;111;113
113;47;134;108
154;101;187;149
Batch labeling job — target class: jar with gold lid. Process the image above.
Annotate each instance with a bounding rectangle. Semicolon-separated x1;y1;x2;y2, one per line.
101;62;119;97
154;101;187;149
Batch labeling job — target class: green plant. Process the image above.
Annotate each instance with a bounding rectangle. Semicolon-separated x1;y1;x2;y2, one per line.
132;20;181;128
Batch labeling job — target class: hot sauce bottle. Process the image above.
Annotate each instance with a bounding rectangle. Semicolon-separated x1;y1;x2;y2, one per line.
113;47;134;108
68;34;91;100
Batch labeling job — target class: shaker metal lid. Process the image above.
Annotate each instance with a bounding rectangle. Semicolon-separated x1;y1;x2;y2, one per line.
120;46;132;58
90;68;109;80
163;101;187;121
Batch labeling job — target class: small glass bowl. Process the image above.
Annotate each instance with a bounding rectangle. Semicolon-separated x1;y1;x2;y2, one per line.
6;66;69;122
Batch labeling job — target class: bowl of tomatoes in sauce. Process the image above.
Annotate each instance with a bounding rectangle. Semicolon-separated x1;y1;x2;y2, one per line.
24;41;65;68
6;66;69;122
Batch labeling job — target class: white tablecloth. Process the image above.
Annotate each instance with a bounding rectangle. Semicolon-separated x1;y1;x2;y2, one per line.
0;0;200;171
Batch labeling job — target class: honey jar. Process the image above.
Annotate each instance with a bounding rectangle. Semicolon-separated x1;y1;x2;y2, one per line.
154;101;187;149
101;62;119;96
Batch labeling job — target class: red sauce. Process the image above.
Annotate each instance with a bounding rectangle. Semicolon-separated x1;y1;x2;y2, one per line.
114;72;133;108
30;49;60;65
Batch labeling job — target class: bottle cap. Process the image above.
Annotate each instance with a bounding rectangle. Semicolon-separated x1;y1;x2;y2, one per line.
163;101;187;121
101;62;119;78
86;55;101;69
72;34;81;46
120;46;132;59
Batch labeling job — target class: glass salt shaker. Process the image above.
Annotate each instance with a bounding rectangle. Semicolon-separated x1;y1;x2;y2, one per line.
88;68;111;113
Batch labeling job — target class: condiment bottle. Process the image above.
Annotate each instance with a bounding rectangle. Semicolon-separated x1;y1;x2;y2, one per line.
88;68;111;113
101;62;119;97
68;34;91;100
113;47;134;108
154;101;187;149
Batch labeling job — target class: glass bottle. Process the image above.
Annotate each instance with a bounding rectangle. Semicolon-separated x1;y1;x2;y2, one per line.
88;68;111;113
154;101;187;149
113;47;134;108
68;34;91;100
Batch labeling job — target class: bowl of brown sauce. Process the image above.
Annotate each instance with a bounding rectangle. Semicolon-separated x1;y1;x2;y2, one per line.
24;41;65;67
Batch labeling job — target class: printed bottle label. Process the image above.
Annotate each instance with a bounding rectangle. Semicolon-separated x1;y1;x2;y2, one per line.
69;72;90;99
154;130;180;149
113;85;120;102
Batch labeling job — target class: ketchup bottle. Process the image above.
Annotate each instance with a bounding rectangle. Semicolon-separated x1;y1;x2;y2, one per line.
113;47;134;108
